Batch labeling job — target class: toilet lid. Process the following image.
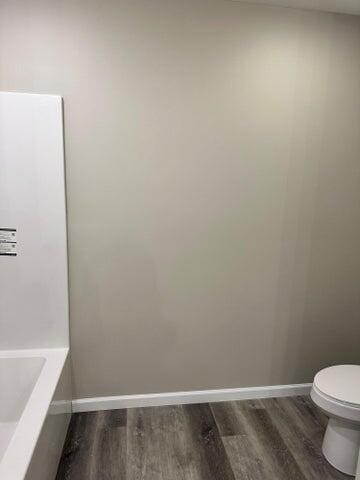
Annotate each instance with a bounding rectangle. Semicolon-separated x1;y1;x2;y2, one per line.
314;365;360;407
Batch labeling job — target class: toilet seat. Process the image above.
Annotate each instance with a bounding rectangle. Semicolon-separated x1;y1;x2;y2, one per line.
314;365;360;407
311;365;360;423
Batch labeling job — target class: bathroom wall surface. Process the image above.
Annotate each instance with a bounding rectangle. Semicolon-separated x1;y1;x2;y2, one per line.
1;0;360;398
0;92;69;349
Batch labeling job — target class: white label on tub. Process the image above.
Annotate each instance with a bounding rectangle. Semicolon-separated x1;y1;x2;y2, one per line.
0;228;17;256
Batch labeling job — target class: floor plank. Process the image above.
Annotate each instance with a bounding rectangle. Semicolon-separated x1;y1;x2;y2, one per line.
56;396;352;480
232;399;307;480
126;405;197;480
182;403;236;480
55;410;127;480
258;397;348;480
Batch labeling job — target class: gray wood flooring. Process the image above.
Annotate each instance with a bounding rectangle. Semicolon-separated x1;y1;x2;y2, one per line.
56;396;351;480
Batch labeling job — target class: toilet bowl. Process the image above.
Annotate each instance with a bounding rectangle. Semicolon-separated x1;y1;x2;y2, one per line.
311;365;360;476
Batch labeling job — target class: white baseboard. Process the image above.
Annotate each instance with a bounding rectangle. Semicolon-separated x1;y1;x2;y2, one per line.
72;383;312;413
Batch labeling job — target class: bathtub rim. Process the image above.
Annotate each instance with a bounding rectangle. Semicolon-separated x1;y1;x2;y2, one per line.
0;347;69;480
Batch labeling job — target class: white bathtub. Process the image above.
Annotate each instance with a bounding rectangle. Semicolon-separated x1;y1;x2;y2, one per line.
0;348;71;480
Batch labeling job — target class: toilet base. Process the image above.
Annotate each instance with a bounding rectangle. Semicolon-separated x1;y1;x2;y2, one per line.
322;417;360;476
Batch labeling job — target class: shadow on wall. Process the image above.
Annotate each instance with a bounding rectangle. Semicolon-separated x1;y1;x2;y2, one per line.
69;233;178;397
270;45;360;383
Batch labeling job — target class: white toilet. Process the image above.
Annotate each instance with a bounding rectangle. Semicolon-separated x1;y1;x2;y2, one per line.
311;365;360;476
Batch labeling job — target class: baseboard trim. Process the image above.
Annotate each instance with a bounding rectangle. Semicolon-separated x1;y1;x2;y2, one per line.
72;383;312;413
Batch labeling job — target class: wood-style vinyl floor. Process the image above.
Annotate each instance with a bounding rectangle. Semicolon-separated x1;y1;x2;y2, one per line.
56;396;351;480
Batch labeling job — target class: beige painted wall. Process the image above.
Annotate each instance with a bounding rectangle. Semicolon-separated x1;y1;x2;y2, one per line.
1;0;360;399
